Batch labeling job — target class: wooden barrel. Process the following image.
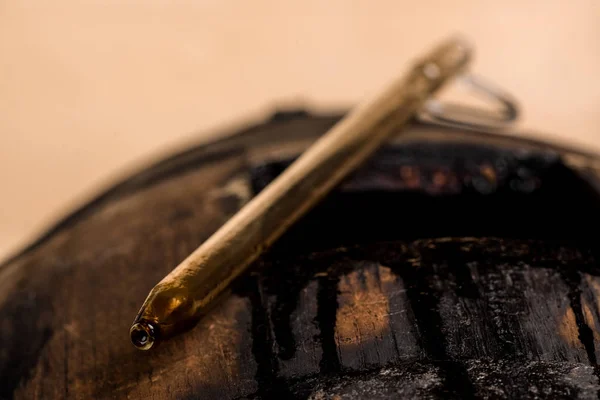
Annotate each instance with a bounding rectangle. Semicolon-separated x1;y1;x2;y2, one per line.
2;110;600;399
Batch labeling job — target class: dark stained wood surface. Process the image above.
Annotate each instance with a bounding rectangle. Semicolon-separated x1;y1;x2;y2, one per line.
2;111;600;399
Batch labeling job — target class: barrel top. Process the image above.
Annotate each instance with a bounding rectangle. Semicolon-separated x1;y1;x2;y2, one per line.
3;112;600;399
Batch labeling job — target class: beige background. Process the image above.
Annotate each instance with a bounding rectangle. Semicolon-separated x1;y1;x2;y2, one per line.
1;0;599;260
